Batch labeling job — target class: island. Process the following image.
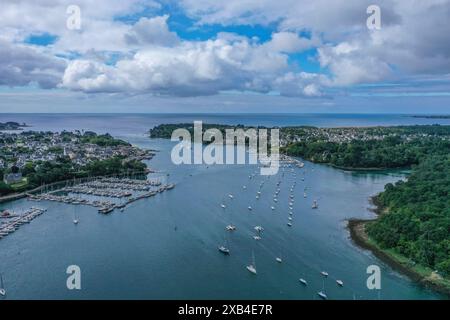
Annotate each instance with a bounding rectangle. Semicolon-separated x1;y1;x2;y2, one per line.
0;121;29;131
149;123;450;294
411;115;450;119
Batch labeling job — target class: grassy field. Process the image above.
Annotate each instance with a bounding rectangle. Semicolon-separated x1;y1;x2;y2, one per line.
10;177;29;192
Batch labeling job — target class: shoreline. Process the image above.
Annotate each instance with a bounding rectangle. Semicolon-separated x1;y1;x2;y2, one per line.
348;217;450;297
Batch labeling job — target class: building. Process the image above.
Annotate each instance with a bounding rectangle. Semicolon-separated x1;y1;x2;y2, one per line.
3;173;22;184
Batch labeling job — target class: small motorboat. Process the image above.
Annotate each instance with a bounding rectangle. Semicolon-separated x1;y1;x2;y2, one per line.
336;280;344;287
226;225;236;231
317;291;328;300
218;246;230;255
299;278;307;286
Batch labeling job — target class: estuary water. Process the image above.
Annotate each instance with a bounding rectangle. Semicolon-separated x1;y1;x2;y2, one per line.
0;113;448;300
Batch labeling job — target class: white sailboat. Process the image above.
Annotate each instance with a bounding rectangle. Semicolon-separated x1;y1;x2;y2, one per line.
73;206;79;224
317;279;328;299
226;224;236;231
246;251;257;275
218;238;230;255
0;274;6;296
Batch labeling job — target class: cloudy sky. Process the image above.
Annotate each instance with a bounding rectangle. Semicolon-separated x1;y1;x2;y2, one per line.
0;0;449;113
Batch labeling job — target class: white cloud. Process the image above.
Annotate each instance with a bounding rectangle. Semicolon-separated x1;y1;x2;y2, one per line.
264;32;320;53
1;0;449;99
61;36;323;97
0;40;66;88
124;15;180;47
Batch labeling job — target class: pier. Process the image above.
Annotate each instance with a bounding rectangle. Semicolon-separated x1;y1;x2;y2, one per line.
28;177;175;214
0;207;46;240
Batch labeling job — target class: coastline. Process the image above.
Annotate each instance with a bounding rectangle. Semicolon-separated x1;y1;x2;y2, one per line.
348;214;450;297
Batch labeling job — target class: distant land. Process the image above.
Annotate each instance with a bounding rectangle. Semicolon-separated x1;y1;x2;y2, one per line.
0;121;28;130
411;115;450;119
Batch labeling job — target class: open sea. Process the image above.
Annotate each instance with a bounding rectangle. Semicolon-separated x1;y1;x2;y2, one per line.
0;113;449;299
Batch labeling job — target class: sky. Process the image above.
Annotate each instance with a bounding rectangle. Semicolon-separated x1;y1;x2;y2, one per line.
0;0;449;113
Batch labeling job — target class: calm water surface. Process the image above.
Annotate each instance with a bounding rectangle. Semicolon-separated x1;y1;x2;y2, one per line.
0;114;447;299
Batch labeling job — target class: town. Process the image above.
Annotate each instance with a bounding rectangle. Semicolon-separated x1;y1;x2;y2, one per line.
0;130;155;196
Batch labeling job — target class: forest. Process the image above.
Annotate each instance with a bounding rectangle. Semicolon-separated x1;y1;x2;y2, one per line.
367;155;450;276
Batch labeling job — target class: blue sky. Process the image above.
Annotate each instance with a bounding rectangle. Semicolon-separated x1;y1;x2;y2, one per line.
0;0;449;113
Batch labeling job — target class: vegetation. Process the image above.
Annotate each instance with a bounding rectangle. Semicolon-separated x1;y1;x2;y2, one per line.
79;132;130;146
367;155;450;276
149;123;257;140
0;121;27;130
26;156;147;188
282;125;450;169
283;136;450;169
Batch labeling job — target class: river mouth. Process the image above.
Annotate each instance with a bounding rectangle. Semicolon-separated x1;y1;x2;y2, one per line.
0;114;446;300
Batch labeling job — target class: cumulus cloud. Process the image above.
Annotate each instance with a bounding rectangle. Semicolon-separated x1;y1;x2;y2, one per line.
264;32;320;53
124;15;180;47
0;40;66;88
61;36;323;96
180;0;450;85
1;0;449;99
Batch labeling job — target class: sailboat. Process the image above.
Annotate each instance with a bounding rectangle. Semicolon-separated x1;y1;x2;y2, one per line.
246;251;257;275
226;224;236;231
218;238;230;255
317;278;328;299
73;206;79;224
312;200;318;209
0;274;6;296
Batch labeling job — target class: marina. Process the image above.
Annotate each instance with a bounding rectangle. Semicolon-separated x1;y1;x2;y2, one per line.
0;207;46;240
214;158;356;300
27;177;175;214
